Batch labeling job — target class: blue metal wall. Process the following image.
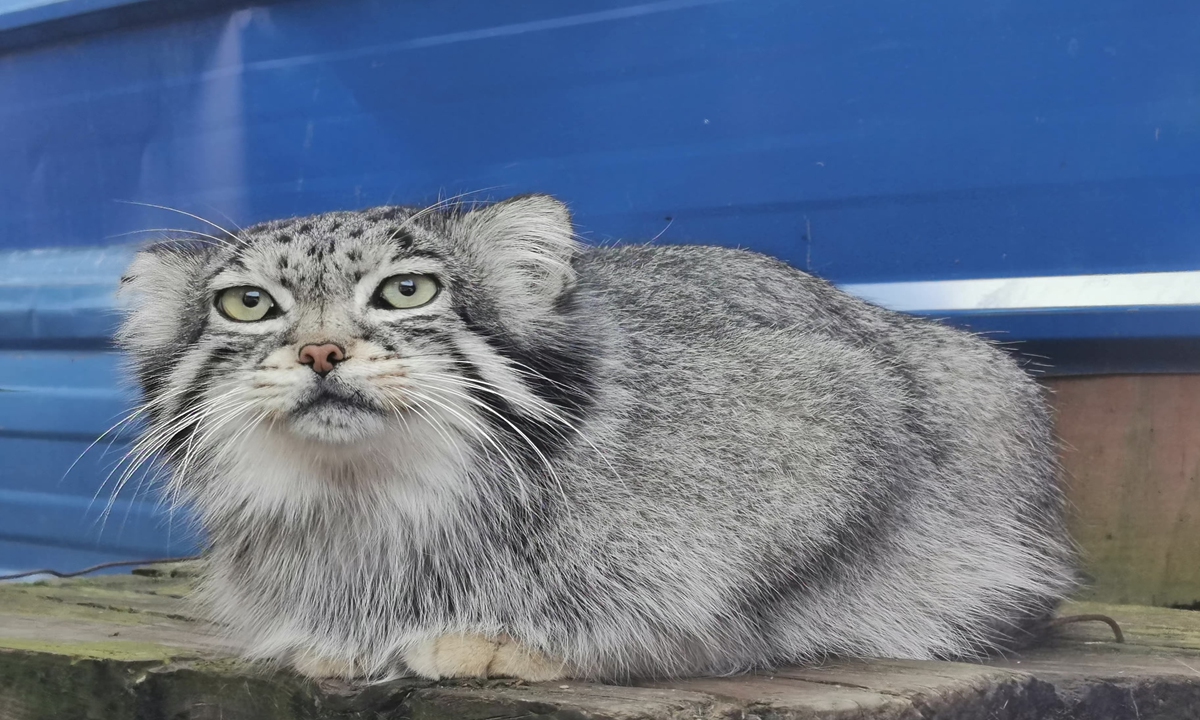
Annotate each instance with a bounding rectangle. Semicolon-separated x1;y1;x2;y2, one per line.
1;0;1199;573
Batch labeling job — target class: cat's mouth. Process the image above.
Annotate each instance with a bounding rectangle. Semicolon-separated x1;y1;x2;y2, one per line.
291;382;384;417
282;381;392;443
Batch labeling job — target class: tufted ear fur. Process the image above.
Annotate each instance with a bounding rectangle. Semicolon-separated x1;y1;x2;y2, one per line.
452;195;581;326
116;242;215;356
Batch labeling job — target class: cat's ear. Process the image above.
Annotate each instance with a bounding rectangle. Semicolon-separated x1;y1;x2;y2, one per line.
455;194;581;308
116;241;215;355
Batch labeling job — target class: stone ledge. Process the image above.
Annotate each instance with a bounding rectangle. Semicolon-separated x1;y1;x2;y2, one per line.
2;571;1199;719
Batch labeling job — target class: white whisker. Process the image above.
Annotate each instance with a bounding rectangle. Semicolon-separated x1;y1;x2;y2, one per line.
420;372;624;493
417;383;569;508
105;227;231;246
116;200;245;247
397;187;504;232
393;387;537;506
95;389;252;529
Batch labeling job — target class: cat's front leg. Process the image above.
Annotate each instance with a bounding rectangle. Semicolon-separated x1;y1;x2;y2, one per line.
402;633;566;681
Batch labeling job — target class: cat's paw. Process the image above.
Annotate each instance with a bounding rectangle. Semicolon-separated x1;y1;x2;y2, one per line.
291;651;360;680
402;633;565;681
490;636;566;681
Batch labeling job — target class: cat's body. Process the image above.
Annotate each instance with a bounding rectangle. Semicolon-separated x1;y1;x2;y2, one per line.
118;195;1075;681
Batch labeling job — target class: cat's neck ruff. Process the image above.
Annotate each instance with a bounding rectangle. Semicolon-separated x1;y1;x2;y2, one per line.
192;420;478;529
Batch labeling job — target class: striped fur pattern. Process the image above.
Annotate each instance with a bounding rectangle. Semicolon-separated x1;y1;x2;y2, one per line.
117;194;1076;681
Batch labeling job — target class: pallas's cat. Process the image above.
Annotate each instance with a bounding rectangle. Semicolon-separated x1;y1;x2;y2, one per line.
118;194;1074;681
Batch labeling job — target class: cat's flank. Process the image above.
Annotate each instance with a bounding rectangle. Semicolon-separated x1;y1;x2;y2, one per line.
117;194;1075;681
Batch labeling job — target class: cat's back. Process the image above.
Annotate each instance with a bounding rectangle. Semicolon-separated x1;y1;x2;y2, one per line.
576;243;1020;372
572;243;935;501
575;243;845;337
573;242;1046;459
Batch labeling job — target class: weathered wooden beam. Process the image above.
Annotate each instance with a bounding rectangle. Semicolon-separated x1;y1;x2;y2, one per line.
3;572;1200;719
1045;375;1200;608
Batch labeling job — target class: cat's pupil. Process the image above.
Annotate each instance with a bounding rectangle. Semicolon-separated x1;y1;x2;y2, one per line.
398;280;416;296
242;291;261;308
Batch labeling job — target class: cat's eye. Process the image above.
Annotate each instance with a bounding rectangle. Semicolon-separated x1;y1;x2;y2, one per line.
376;274;440;309
216;286;277;322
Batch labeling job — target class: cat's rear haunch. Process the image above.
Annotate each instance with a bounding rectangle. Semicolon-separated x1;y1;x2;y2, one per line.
117;194;1075;681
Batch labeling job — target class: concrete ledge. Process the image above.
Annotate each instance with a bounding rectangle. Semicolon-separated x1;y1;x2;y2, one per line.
2;568;1200;719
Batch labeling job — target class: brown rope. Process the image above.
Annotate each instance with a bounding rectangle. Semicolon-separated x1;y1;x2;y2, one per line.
1046;613;1125;643
0;555;202;582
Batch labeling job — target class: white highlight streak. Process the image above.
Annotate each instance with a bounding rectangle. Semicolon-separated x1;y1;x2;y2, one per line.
841;270;1200;313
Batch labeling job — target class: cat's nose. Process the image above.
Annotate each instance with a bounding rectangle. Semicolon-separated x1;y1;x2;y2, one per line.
298;343;346;377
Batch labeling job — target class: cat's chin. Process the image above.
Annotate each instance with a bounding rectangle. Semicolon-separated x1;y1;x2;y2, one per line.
283;405;391;444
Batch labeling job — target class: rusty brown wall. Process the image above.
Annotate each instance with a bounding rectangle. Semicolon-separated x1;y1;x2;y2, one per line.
1044;375;1200;607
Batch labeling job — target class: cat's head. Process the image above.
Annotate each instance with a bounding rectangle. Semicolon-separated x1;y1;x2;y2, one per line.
117;195;594;503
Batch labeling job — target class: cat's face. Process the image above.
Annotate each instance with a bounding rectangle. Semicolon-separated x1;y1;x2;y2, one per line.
118;195;586;487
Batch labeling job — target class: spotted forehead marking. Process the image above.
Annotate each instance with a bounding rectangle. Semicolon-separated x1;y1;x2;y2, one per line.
226;209;434;294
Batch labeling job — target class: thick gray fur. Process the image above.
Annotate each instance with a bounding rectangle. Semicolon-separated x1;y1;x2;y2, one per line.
117;194;1076;680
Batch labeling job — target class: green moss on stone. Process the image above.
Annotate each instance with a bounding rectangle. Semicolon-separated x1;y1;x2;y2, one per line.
0;638;196;662
0;650;149;720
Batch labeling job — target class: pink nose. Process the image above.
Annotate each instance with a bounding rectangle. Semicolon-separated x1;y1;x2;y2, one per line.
298;343;345;377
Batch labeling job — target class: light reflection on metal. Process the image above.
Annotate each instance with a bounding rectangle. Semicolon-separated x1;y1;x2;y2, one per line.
842;271;1200;313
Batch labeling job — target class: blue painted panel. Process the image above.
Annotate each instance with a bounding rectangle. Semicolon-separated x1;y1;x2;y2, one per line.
0;346;199;575
0;247;131;346
0;0;145;32
1;0;1199;574
1;0;1197;282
